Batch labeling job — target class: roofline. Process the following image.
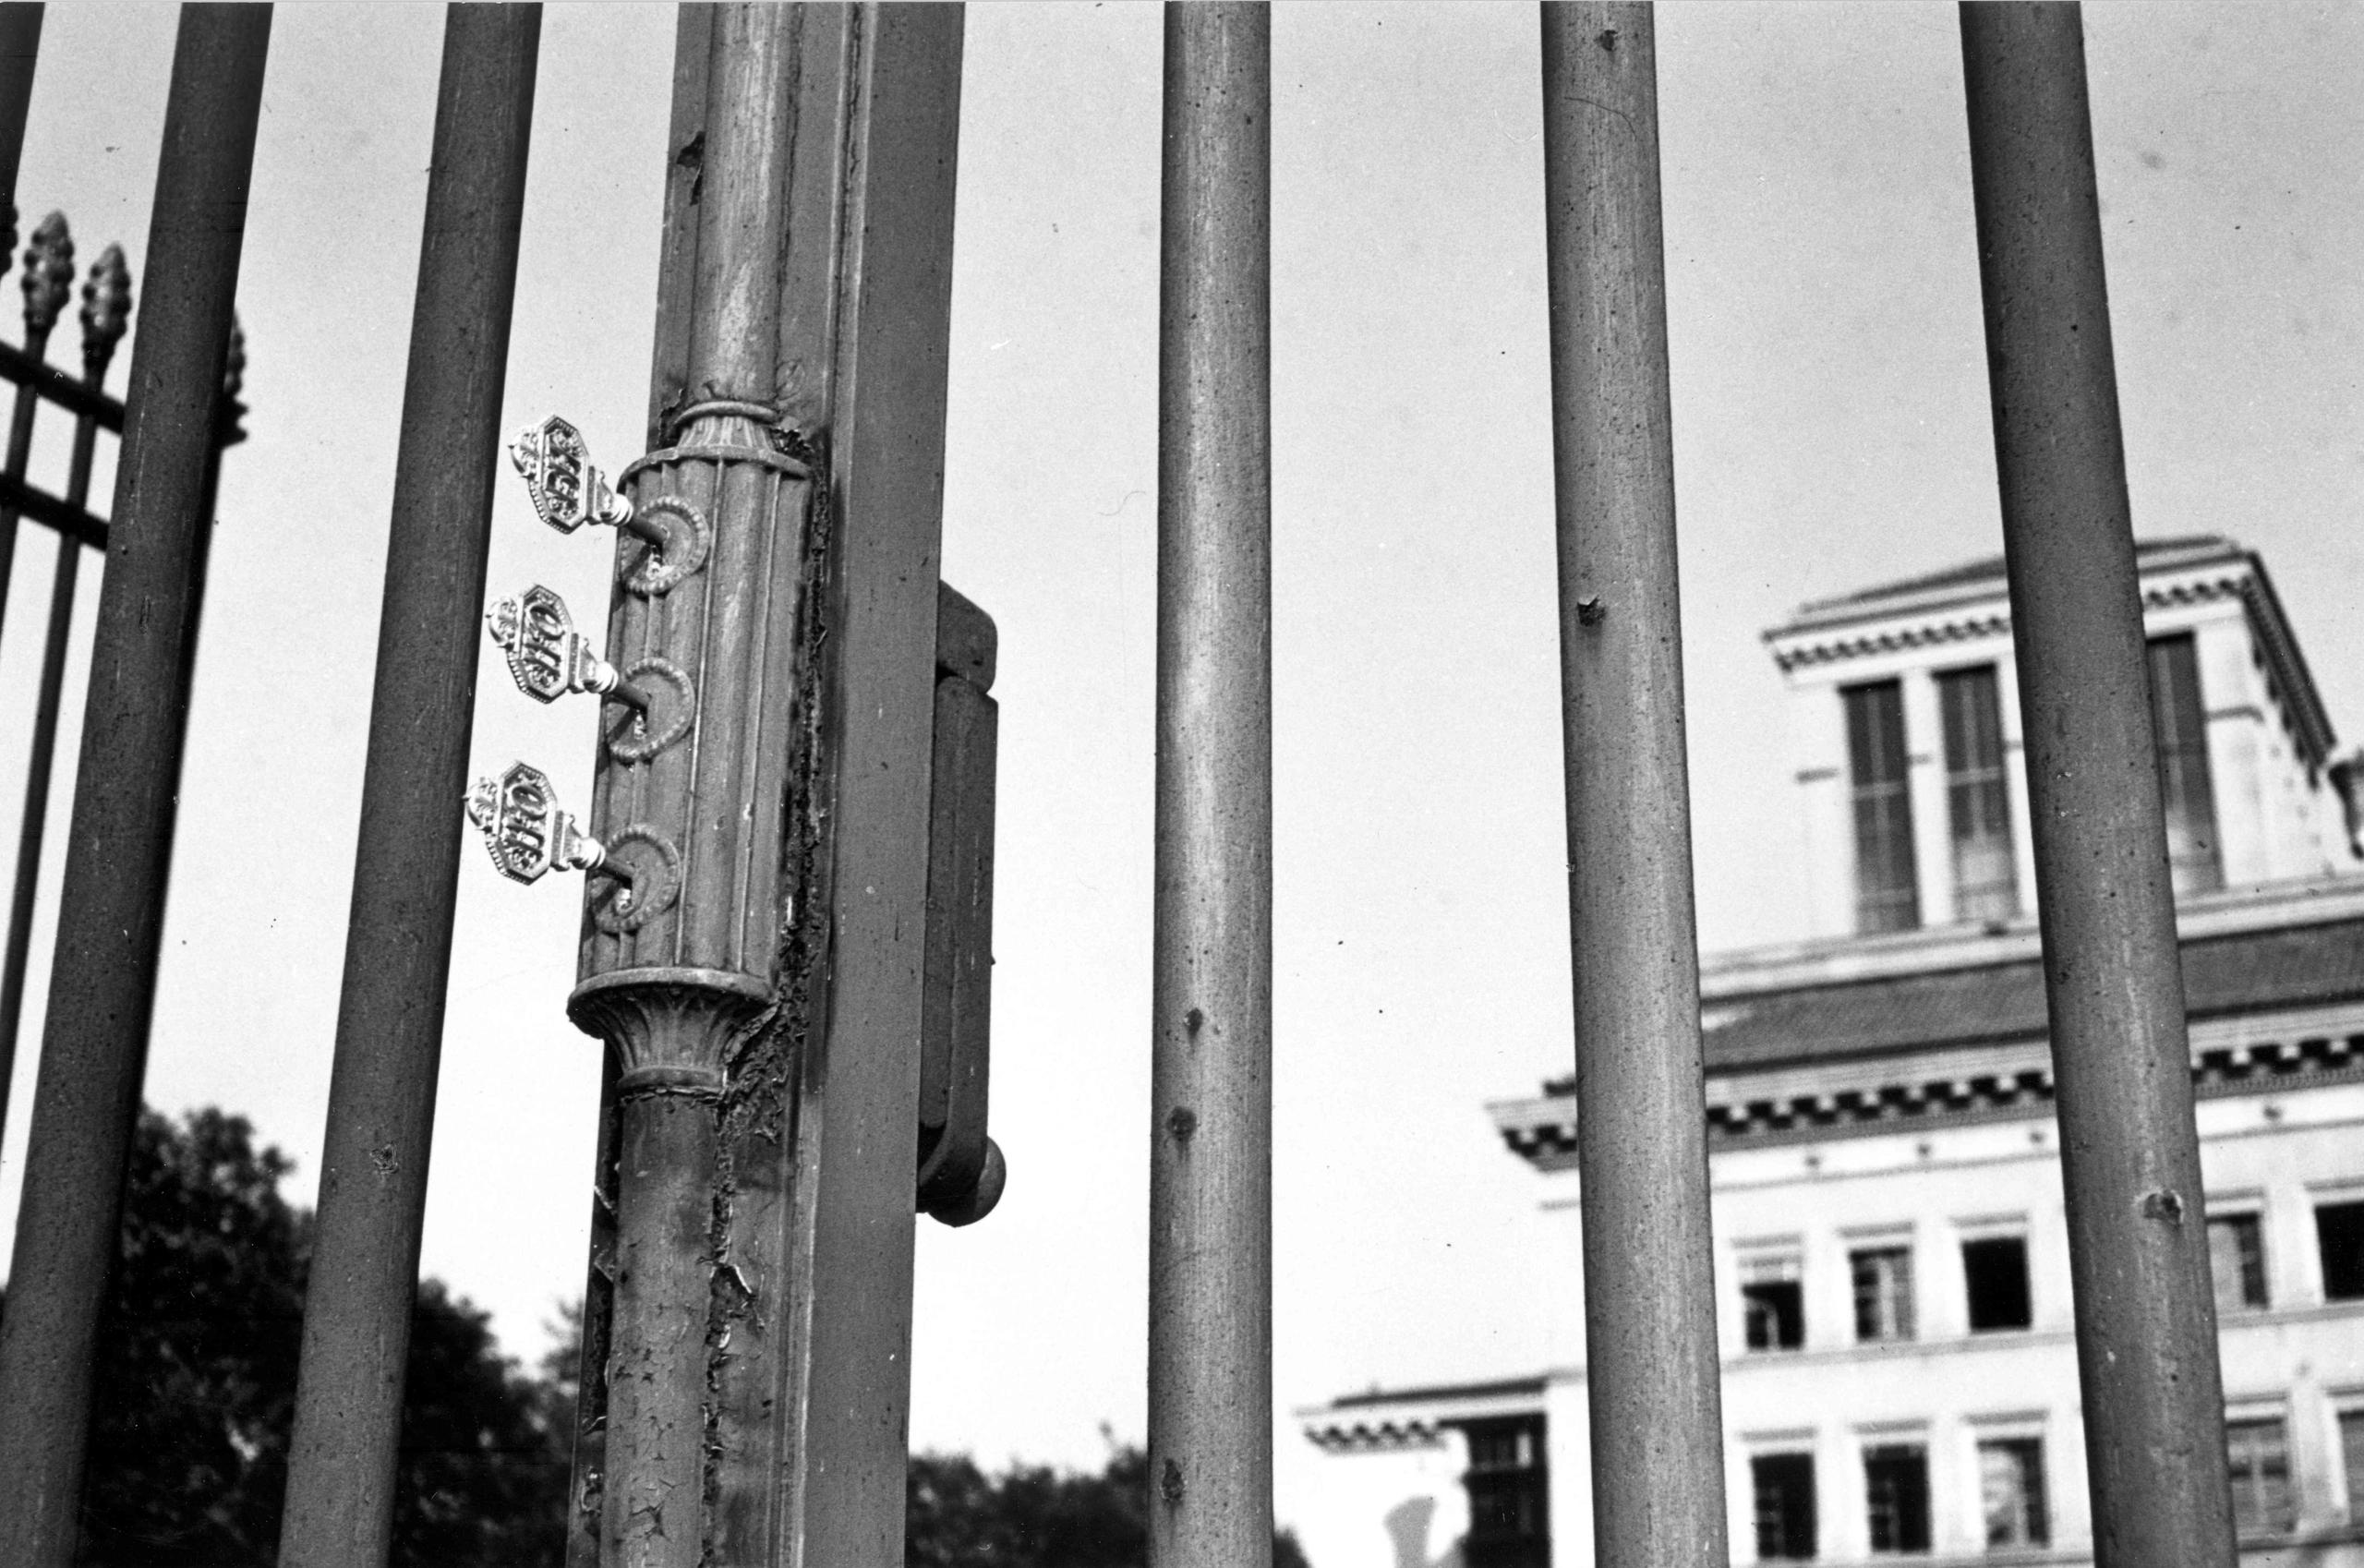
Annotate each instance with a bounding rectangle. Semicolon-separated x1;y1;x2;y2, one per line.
1764;535;2241;642
1696;873;2364;1002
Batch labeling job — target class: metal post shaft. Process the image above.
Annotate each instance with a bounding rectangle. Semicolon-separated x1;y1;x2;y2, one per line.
1150;8;1273;1568
1959;7;2237;1565
274;11;539;1565
0;10;271;1564
1538;8;1730;1566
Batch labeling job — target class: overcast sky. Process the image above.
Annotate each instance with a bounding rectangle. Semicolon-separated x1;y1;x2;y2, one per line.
0;0;2357;1535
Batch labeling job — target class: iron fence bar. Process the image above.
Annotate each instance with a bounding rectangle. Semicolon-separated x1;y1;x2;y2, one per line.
274;11;540;1566
0;340;127;429
1150;7;1273;1568
0;468;97;547
558;10;710;1562
0;242;128;1154
1957;8;2237;1565
0;5;35;240
0;9;271;1564
1538;9;1731;1565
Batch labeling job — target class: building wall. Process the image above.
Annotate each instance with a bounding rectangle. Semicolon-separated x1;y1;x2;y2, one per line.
1294;1434;1472;1568
1776;560;2356;942
1521;1081;2364;1565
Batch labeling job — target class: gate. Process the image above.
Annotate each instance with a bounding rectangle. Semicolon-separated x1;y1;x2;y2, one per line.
0;6;2246;1568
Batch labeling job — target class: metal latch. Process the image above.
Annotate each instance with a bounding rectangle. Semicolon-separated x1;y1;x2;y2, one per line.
916;582;1005;1226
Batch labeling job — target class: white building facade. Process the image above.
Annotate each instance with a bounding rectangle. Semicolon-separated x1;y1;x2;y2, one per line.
1300;539;2364;1568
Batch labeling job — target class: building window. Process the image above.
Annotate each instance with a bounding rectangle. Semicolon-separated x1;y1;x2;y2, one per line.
1851;1246;1916;1343
1939;665;2017;923
2225;1417;2295;1538
1846;681;1919;934
1460;1417;1549;1568
2319;1200;2364;1300
1751;1453;1816;1562
1979;1438;2049;1549
1863;1443;1932;1554
2208;1212;2268;1311
2146;633;2223;894
2340;1407;2364;1526
1741;1251;1805;1352
1962;1236;2032;1332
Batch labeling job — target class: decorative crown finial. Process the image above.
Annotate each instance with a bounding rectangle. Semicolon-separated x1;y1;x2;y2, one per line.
78;244;132;375
22;211;74;338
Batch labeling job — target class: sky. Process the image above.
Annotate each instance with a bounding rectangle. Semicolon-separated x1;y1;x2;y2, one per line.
0;0;2357;1538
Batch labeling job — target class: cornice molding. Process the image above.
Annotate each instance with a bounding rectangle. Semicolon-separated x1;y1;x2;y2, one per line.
1495;1026;2364;1169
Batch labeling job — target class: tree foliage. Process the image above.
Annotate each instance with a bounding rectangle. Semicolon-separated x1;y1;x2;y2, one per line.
11;1104;1303;1568
65;1106;572;1567
909;1443;1312;1568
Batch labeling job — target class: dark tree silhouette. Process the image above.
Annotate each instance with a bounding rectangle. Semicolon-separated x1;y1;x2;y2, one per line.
908;1441;1313;1568
17;1104;1300;1568
52;1106;572;1567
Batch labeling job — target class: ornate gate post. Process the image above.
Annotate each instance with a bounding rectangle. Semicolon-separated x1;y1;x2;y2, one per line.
528;9;965;1566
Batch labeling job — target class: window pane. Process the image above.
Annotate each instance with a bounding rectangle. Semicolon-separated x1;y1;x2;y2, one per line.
1752;1453;1817;1562
1851;1247;1915;1343
1962;1236;2032;1332
2146;634;2223;894
1979;1438;2049;1548
2225;1417;2295;1537
1863;1444;1931;1554
2320;1201;2364;1301
1845;681;1919;934
1460;1417;1549;1568
1939;666;2018;922
1743;1281;1804;1351
2208;1212;2269;1310
2341;1409;2364;1526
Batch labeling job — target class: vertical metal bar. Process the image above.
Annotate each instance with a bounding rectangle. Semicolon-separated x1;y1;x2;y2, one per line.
1150;7;1272;1568
273;11;539;1566
0;4;38;220
0;241;129;1152
1958;9;2237;1566
764;10;963;1562
0;10;270;1563
560;15;711;1562
0;0;47;1145
1538;8;1730;1567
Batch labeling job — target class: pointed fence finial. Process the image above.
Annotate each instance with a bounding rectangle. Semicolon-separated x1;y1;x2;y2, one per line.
21;211;74;340
78;244;132;380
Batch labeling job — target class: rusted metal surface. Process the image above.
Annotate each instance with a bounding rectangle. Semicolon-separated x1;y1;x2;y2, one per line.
712;8;965;1562
0;241;129;1152
0;9;271;1563
544;7;966;1564
1539;8;1731;1566
568;11;804;1562
1151;7;1274;1567
274;19;540;1561
1958;8;2237;1565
